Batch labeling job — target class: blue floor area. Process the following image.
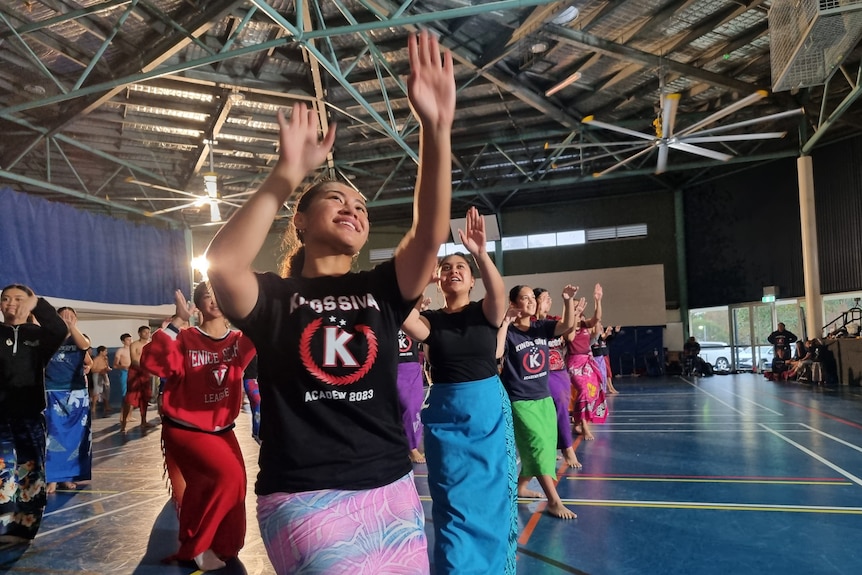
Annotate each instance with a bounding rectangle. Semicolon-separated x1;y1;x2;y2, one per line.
508;374;862;575
3;374;862;574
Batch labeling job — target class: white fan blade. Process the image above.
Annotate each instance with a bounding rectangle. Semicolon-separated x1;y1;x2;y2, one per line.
692;108;805;137
210;200;222;222
676;90;768;137
656;143;669;174
582;116;656;141
668;141;733;162
125;178;200;199
661;93;680;138
545;140;649;150
146;201;199;216
681;132;786;144
593;144;657;177
552;144;652;169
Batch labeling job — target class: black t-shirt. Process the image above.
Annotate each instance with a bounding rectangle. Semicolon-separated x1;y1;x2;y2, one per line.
421;300;499;384
397;330;420;364
229;259;415;494
500;319;557;401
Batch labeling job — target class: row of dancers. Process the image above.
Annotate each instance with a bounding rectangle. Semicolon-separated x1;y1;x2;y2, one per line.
1;31;615;574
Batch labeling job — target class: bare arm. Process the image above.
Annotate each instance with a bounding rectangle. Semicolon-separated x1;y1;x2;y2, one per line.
496;307;520;359
206;103;336;320
401;297;432;342
554;286;582;336
582;283;603;329
458;207;506;326
394;31;455;301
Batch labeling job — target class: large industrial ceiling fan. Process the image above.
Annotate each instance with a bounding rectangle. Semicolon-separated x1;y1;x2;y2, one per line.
126;142;242;225
575;90;804;177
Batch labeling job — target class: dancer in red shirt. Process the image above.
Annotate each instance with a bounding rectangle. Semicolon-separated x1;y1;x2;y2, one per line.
141;283;255;571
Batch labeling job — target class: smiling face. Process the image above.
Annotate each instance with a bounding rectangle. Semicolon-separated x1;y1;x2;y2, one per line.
512;286;537;316
294;182;370;256
437;254;474;296
0;287;30;325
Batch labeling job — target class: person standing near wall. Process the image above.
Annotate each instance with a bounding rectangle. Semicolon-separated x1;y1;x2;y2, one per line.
113;333;132;417
44;307;92;494
0;284;67;547
122;326;153;432
89;345;111;417
767;323;798;361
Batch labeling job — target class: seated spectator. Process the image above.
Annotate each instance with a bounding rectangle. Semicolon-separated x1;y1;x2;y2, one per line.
786;340;812;381
683;336;701;375
770;347;790;380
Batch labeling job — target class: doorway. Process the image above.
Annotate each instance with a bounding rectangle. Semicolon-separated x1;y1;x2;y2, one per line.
729;304;774;372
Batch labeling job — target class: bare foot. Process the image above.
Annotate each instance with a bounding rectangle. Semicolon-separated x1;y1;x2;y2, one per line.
584;429;595;441
194;549;226;571
59;481;77;490
408;449;426;464
141;421;156;429
608;387;619;394
46;482;57;494
573;423;583;435
563;447;582;469
518;488;544;499
545;500;577;519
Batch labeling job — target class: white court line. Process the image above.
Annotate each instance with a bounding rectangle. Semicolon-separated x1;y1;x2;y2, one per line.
699;385;784;416
759;423;862;487
799;423;862;455
36;494;167;538
43;481;166;517
680;377;746;415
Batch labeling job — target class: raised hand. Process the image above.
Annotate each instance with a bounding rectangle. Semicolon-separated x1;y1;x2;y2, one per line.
594;283;603;301
574;297;587;318
458;206;485;256
407;31;455;130
416;295;432;312
173;289;194;322
274;102;337;190
503;307;523;325
561;284;579;301
59;307;77;329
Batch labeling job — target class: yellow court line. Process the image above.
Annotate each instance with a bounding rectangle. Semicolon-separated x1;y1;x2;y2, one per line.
560;498;862;515
565;476;852;486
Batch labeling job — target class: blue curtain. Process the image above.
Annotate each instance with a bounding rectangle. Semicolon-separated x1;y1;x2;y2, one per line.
0;187;188;306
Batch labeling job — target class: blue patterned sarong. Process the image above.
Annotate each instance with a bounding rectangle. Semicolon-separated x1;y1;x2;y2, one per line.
422;375;518;575
45;390;91;483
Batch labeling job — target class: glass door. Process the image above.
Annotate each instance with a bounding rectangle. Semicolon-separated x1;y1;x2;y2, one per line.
730;303;775;372
730;306;750;371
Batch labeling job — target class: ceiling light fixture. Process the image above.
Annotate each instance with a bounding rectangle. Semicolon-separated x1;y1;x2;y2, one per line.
530;40;550;54
551;6;579;25
545;71;582;97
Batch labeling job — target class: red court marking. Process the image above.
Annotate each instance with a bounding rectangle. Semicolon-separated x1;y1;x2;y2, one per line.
777;397;862;431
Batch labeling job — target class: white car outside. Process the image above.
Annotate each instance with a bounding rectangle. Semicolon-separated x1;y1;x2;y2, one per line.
696;341;732;371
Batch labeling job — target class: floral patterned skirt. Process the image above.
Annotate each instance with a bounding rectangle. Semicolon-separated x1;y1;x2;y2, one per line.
0;415;47;540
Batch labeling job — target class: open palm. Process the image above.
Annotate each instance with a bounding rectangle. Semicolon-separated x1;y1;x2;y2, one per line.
407;31;455;129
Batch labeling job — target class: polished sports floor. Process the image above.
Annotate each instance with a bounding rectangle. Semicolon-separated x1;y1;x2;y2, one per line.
3;374;861;574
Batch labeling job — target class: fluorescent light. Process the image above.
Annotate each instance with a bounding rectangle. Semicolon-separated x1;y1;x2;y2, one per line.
545;71;582;97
